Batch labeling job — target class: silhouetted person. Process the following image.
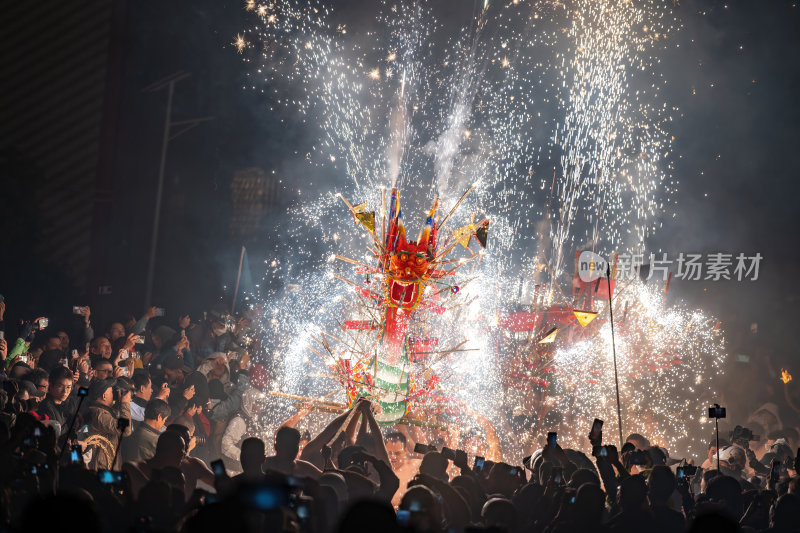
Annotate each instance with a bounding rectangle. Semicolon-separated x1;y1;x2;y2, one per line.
263;426;322;478
648;465;685;533
236;436;266;481
608;474;655;533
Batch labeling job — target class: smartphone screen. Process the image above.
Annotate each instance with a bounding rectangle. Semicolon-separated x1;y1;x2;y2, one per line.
599;446;608;457
676;466;685;480
241;485;286;510
98;469;122;485
474;456;485;473
771;461;781;479
296;502;310;523
548;432;557;447
590;419;603;440
397;510;411;526
211;459;226;477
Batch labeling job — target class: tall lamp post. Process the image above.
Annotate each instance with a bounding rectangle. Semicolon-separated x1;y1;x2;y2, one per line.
142;72;213;308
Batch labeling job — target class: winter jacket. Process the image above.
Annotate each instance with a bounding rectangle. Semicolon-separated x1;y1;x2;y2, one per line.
208;375;249;422
121;422;161;464
36;396;78;436
86;401;132;470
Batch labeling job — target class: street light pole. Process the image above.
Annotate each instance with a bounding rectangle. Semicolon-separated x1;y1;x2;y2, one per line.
144;77;176;310
142;72;213;308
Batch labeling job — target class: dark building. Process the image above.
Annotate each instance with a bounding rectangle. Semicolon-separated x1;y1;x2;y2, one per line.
1;1;125;320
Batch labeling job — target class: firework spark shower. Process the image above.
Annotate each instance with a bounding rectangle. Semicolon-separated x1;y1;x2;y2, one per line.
238;0;725;456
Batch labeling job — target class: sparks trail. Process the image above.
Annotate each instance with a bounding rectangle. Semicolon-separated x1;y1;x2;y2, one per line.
239;1;723;457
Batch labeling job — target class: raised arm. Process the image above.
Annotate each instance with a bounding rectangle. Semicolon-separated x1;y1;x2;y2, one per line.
281;403;314;429
360;400;391;466
300;407;354;467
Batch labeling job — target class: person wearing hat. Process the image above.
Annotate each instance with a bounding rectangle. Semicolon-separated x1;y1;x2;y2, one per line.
159;354;201;421
6;379;35;415
17;379;46;407
220;387;265;473
85;377;132;470
195;352;231;392
717;445;747;478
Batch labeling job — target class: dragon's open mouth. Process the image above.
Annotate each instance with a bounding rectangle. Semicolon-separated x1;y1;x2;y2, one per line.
388;278;420;308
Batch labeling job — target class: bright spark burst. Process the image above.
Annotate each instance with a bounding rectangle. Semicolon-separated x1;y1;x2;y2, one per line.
236;1;724;458
233;33;246;53
542;281;724;457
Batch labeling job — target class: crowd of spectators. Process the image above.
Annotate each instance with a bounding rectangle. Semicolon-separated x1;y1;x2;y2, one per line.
1;298;799;533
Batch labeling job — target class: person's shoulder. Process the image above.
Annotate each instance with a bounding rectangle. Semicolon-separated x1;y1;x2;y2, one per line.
295;458;321;470
123;460;148;477
184;455;212;472
140;424;161;438
36;396;55;411
652;505;684;523
295;459;323;476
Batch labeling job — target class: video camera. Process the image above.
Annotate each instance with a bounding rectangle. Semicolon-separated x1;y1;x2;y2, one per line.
730;425;759;445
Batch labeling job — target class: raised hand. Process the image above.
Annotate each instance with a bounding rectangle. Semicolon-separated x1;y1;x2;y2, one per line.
157;384;170;400
175;335;190;354
123;332;138;352
183;385;195;400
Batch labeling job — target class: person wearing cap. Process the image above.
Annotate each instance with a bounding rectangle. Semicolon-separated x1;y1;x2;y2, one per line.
717;445;747;479
17;379;46;407
85;377;132;469
221;387;265;473
27;368;49;398
159;354;201;421
195;352;231;392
